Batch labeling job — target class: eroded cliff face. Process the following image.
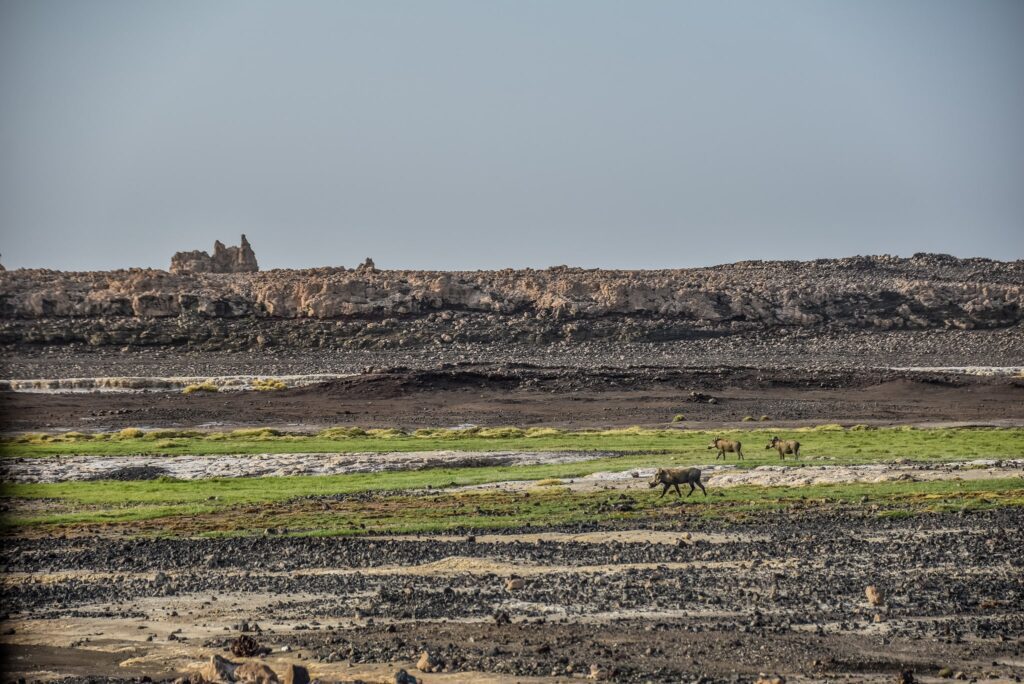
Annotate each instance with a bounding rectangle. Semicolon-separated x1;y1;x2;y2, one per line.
169;235;258;274
1;254;1020;349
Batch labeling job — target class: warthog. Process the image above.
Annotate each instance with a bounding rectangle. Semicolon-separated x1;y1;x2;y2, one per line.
708;437;744;460
649;467;706;498
766;436;800;459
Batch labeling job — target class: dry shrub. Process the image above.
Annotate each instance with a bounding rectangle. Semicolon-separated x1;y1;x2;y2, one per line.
252;378;287;391
182;382;219;394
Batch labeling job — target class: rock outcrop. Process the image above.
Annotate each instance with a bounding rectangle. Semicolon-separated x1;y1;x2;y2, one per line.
1;254;1021;350
170;235;258;274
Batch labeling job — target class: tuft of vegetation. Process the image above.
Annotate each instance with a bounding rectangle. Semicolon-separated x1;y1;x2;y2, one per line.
365;428;408;439
759;415;770;422
476;427;526;439
229;428;283;439
672;414;686;423
742;416;755;422
182;382;219;394
252;378;287;391
142;429;203;440
319;427;367;439
525;427;562;438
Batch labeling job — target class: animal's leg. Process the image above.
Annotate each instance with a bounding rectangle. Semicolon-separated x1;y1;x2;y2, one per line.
686;482;695;497
697;481;707;496
660;484;669;498
737;448;744;460
794;445;800;457
674;483;683;498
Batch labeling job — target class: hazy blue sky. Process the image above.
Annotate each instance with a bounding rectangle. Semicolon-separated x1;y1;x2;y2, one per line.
1;0;1022;270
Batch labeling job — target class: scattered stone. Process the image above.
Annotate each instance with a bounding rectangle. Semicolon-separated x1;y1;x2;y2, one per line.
416;650;442;673
896;671;915;684
282;664;309;684
866;585;884;606
198;655;238;683
393;670;419;684
505;578;526;591
755;676;785;684
235;662;279;684
230;634;267;658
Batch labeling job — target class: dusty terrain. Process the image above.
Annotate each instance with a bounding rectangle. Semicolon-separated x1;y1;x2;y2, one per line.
3;363;1023;432
3;509;1023;683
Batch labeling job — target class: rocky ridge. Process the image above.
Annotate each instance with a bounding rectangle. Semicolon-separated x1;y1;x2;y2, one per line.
169;235;258;274
1;253;1020;350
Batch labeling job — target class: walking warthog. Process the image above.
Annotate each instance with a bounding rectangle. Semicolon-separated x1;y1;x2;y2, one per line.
649;467;706;498
708;437;744;460
766;436;800;459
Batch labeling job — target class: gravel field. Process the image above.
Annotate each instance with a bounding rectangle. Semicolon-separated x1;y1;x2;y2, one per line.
4;328;1023;380
3;509;1023;683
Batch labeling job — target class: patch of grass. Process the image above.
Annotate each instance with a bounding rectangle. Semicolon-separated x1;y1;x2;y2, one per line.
476;427;526;439
229;428;283;439
251;378;287;391
3;427;1022;466
671;414;685;423
319;427;367;439
182;382;218;394
3;477;1021;537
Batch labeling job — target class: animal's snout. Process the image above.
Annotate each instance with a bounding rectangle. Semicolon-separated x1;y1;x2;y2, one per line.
648;478;659;488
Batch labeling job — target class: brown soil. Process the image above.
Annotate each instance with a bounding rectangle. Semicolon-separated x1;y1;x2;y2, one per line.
3;366;1023;431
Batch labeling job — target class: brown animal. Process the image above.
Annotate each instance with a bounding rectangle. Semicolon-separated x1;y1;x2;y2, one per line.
649;468;706;498
766;436;800;459
708;437;744;460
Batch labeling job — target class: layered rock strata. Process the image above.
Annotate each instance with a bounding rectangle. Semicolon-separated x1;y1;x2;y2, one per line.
1;254;1020;350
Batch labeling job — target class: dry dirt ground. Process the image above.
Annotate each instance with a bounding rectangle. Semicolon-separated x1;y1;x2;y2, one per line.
3;509;1024;684
3;365;1024;432
3;360;1024;683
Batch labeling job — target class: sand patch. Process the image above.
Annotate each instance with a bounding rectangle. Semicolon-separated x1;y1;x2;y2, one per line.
456;459;1024;493
3;450;613;483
